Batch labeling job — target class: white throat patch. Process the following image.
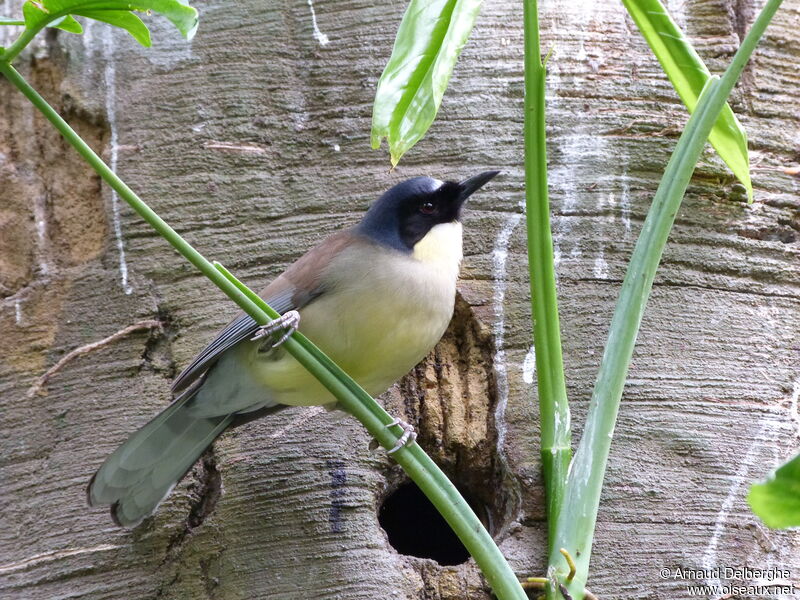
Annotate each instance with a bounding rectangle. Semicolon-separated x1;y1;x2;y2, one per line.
412;221;463;268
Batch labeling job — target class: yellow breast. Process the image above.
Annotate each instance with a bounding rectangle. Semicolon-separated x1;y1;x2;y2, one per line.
249;223;464;406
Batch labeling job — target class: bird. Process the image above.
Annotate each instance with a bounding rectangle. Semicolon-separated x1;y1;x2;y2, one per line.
87;171;499;528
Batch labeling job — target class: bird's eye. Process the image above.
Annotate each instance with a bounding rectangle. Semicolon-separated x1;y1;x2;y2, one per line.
419;201;437;215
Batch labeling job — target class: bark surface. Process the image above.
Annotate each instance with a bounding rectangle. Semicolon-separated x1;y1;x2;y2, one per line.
1;0;798;598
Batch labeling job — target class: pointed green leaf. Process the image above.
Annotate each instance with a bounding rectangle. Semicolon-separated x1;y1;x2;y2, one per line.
50;14;83;33
749;453;800;529
22;4;83;34
622;0;753;202
75;10;150;46
1;13;86;32
371;0;483;166
23;2;54;29
21;0;196;40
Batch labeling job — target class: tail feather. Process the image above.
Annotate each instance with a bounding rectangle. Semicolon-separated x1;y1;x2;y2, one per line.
88;388;233;528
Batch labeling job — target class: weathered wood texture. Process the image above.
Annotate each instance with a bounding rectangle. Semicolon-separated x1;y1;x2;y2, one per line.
1;0;799;598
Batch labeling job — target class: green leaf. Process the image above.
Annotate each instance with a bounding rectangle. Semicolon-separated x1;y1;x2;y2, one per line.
50;15;83;33
622;0;753;202
749;453;800;529
371;0;483;166
75;10;151;46
21;0;197;40
3;10;149;46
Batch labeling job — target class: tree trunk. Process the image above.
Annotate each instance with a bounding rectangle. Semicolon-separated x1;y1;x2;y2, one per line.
1;0;798;598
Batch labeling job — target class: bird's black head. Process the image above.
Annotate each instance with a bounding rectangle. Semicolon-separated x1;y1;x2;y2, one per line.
357;171;499;253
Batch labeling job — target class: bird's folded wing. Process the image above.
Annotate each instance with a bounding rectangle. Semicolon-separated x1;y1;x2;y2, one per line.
170;285;296;394
170;229;361;395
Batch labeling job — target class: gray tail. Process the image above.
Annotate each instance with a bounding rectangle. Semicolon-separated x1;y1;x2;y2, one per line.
87;387;233;528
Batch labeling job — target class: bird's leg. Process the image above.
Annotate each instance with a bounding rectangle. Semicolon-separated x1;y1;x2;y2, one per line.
385;417;417;454
250;310;301;347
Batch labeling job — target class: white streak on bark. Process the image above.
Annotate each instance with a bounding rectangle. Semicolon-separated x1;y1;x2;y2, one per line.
620;168;632;236
522;345;536;385
267;407;326;442
492;211;523;454
33;199;49;275
0;544;120;574
307;0;330;46
103;29;133;295
204;141;269;155
29;99;52;277
593;249;609;279
82;18;94;47
702;422;769;584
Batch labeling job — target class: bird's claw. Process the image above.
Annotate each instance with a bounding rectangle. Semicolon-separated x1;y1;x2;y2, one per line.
251;310;301;347
385;417;417;454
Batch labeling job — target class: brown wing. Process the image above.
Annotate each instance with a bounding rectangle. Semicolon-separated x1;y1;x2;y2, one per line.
170;229;360;394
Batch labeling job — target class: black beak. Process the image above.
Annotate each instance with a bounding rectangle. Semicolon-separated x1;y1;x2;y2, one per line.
458;170;500;203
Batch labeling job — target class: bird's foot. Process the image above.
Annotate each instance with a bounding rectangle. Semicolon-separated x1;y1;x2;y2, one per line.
385;417;417;454
250;310;301;347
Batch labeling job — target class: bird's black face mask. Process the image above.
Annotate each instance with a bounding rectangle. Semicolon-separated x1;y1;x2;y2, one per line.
397;181;464;249
357;171;499;253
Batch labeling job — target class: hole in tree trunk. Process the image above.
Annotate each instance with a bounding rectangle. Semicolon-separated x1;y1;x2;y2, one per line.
376;291;521;597
378;481;490;566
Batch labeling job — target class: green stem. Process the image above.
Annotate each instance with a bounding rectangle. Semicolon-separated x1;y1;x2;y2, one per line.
549;0;783;597
0;59;527;600
2;22;47;62
522;0;571;549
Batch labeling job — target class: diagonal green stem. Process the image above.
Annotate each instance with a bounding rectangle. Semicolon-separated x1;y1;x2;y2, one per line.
2;13;62;62
2;29;38;62
523;0;571;549
0;60;527;600
548;0;784;597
